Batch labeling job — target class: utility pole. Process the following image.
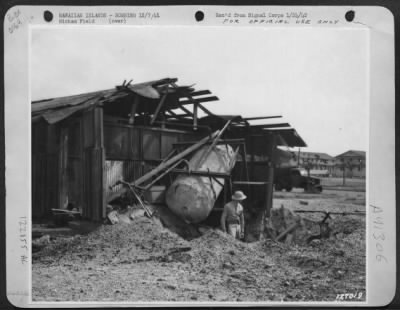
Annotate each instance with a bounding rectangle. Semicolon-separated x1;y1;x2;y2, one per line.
342;162;346;186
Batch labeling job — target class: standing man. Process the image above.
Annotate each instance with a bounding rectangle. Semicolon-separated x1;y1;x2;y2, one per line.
220;190;246;239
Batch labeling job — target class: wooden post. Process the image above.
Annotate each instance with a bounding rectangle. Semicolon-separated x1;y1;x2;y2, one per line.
58;127;69;209
150;92;168;125
128;96;139;125
83;106;105;221
44;124;60;217
193;103;198;130
265;133;277;219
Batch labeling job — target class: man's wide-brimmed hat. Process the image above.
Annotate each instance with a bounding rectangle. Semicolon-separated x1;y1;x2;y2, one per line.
232;191;247;201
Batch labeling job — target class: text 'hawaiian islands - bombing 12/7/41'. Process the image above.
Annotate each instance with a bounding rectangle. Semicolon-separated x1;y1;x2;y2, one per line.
58;12;160;24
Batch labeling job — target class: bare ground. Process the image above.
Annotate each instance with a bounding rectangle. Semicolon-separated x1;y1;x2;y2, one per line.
32;188;366;303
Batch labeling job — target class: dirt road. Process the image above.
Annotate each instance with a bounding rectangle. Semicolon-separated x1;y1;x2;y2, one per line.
32;188;366;303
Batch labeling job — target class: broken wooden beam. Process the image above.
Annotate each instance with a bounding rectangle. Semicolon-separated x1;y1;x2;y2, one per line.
179;96;219;105
179;105;194;116
193;119;233;169
243;116;282;121
51;208;81;215
107;132;219;204
173;138;245;148
249;123;291;129
197;103;214;116
193;103;198;130
187;90;211;97
134;131;219;186
169;169;231;178
276;222;298;242
150;92;168;125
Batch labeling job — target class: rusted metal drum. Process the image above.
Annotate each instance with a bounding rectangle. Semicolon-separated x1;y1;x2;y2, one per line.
166;144;236;223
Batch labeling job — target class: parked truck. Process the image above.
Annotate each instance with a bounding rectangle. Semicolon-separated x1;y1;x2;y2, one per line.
274;167;323;193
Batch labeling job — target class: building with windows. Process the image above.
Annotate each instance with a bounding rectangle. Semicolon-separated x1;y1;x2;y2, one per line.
275;149;366;178
332;150;366;178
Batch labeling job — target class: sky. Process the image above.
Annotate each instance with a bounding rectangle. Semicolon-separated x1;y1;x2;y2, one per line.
31;26;369;156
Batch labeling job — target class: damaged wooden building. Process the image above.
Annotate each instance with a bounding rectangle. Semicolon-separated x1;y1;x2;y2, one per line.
32;78;306;236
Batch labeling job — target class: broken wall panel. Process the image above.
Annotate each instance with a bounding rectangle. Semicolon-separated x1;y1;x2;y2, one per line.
161;132;179;158
143;129;161;160
104;160;142;201
104;125;132;159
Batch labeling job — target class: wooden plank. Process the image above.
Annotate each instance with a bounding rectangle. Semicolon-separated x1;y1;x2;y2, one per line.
265;134;277;218
197;103;213;116
193;103;198;129
107;131;219;203
150;92;168;125
233;181;268;185
193;120;232;169
83;106;105;221
179;96;219;105
84;147;105;220
165;112;191;119
179;106;194;116
173;138;245;147
152;78;178;87
170;169;231;178
188;90;211;97
59;127;69;209
133;131;218;186
244;116;282;121
249;123;290;129
276;222;298;242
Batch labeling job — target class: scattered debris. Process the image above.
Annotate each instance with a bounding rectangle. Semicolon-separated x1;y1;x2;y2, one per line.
107;211;119;225
32;235;51;253
33;187;366;302
266;205;306;244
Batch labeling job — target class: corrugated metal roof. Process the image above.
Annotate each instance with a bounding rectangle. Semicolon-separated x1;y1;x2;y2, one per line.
31;78;180;124
31;78;307;149
32;89;115;113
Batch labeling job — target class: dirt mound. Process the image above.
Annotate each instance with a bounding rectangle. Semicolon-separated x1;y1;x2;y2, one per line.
188;228;265;267
33;216;190;266
32;189;366;302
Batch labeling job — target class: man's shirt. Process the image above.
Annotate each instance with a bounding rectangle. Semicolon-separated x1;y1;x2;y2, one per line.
222;201;243;225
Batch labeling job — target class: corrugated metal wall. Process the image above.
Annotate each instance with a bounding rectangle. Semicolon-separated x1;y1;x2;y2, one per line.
32;122;60;218
32;118;201;220
103;123;198;197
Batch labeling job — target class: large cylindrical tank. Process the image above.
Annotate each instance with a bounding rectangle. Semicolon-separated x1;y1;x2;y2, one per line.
165;144;236;223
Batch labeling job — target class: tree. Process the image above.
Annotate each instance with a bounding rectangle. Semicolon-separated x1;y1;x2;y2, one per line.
340;158;353;186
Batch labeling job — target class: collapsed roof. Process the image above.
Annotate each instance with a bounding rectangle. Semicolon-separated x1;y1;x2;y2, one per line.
32;77;306;148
